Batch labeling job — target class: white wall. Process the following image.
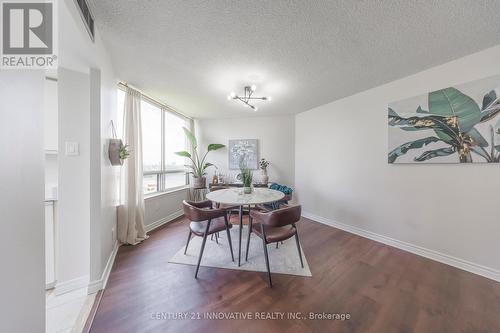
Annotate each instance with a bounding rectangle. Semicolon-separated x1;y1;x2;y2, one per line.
295;44;500;280
144;189;188;229
44;78;59;199
44;78;58;152
59;0;119;289
196;115;296;187
0;72;45;331
90;68;102;283
57;68;91;288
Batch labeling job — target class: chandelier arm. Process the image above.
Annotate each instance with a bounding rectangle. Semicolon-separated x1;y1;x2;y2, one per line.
228;86;267;110
235;96;255;109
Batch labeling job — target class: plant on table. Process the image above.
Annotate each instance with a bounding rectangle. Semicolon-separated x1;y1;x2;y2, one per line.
237;161;253;194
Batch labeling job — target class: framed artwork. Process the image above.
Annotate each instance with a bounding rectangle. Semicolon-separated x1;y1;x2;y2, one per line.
228;139;258;169
388;75;500;163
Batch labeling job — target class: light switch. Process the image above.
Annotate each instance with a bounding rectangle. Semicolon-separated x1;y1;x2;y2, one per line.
65;142;79;156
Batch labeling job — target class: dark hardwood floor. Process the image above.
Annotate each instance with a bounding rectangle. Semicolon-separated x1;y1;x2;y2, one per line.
90;216;500;333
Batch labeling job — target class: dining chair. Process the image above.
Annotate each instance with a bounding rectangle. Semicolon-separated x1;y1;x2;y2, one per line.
182;200;234;278
246;205;304;287
208;185;239;242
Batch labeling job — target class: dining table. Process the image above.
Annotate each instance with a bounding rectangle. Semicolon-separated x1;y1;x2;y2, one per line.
205;187;285;266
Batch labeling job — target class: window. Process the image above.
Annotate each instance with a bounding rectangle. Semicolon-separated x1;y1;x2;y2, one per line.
141;100;162;194
117;88;190;195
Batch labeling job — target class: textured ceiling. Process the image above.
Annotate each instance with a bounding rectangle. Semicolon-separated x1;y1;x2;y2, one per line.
89;0;500;119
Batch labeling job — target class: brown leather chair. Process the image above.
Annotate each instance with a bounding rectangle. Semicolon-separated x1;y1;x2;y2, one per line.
247;205;304;287
183;200;234;278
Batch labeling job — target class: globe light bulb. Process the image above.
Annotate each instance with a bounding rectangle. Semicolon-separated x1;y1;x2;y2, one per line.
227;95;232;100
254;106;258;111
250;84;257;92
267;96;272;102
230;91;236;98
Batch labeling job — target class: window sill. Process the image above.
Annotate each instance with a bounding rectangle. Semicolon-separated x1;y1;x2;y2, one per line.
144;185;190;200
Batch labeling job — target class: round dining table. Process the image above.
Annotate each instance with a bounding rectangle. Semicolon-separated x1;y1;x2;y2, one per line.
206;187;285;266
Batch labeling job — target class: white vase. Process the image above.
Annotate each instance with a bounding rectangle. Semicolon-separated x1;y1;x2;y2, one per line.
260;169;269;184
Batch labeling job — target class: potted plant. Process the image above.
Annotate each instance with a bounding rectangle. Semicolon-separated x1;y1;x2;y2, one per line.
237;162;253;194
175;127;225;189
119;143;130;161
109;139;130;166
259;158;270;184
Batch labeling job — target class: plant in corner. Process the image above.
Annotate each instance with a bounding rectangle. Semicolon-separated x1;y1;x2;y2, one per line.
174;127;225;189
259;158;270;184
237;161;253;194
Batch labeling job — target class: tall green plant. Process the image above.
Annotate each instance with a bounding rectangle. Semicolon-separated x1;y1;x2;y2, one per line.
388;88;500;163
174;127;225;178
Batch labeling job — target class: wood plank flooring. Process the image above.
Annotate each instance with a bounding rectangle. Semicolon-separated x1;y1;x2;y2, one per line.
90;216;500;333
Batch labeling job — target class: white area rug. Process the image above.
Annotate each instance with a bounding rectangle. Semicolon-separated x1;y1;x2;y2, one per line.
169;226;312;277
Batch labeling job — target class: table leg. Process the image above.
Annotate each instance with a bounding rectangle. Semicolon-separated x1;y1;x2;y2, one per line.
238;205;243;267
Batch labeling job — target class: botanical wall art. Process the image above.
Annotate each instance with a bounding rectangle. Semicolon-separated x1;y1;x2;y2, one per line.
388;75;500;163
228;139;258;169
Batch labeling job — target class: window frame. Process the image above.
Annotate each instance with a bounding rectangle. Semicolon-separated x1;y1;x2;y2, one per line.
118;85;192;196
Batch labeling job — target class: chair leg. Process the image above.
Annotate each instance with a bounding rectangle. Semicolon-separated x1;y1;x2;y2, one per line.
195;220;211;278
238;205;243;267
262;238;272;287
215;232;219;244
184;230;192;254
276;242;279;249
294;227;304;268
245;215;253;261
261;224;272;287
224;215;234;262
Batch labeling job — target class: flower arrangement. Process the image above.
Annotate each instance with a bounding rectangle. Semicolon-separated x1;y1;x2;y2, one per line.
259;158;269;170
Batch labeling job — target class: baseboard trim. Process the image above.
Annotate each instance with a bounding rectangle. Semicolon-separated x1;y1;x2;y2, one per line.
145;210;184;233
88;241;120;294
45;281;57;290
86;211;183;294
55;275;89;295
302;211;500;283
83;289;104;333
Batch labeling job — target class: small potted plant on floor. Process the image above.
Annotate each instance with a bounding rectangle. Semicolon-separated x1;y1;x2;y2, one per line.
259;158;270;184
237;161;253;194
175;127;225;189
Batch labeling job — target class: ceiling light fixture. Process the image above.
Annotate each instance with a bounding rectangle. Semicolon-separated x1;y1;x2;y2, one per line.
227;85;271;111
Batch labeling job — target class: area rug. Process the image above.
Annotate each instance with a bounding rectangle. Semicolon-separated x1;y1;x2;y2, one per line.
169;226;312;277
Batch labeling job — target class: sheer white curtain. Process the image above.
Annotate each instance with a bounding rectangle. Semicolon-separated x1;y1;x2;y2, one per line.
118;87;148;245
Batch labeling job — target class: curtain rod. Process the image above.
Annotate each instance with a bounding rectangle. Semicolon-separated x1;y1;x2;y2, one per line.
118;81;193;121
